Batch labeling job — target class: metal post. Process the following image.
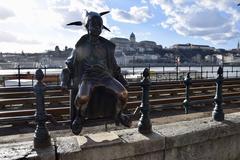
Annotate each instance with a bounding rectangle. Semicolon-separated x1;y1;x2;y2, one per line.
206;71;208;79
200;65;203;79
133;66;135;76
162;66;165;81
212;66;224;121
44;66;47;76
176;63;178;80
32;75;34;86
33;68;51;148
227;70;228;79
188;65;191;72
183;72;191;114
212;66;214;78
138;68;152;134
17;65;21;87
3;76;5;87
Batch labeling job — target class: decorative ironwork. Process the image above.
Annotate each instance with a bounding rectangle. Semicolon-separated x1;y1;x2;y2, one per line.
33;68;51;148
183;72;191;114
212;66;224;121
138;68;152;134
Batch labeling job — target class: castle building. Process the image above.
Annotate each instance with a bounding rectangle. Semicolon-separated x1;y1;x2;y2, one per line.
110;33;162;65
171;43;214;50
130;32;136;43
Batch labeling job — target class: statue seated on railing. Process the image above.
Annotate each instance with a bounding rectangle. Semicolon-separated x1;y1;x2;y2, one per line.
61;11;132;135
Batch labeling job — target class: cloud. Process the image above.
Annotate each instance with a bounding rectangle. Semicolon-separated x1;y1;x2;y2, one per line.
111;6;153;24
49;0;111;30
151;0;240;44
0;6;15;20
0;0;119;52
48;0;123;39
141;0;147;4
0;31;40;44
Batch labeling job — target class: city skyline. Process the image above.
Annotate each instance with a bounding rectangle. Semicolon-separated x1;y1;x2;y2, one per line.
0;0;239;53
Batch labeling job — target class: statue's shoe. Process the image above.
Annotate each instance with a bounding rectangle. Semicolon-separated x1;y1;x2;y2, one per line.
72;117;83;135
119;113;132;128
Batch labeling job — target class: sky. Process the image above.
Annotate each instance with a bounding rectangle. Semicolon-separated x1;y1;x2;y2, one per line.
0;0;239;53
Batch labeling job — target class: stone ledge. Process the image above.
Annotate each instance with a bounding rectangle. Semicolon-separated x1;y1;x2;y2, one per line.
154;112;240;149
1;112;240;160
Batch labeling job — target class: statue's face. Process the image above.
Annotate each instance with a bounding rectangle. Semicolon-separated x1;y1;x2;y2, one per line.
87;16;103;37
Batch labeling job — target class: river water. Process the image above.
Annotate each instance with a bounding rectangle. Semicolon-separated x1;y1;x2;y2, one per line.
0;66;239;75
0;66;239;86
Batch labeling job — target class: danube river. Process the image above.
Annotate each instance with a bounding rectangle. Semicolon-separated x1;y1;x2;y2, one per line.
0;66;239;74
0;66;239;78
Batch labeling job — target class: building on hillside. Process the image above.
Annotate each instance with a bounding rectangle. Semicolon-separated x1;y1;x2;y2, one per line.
110;33;162;66
0;52;3;61
171;43;215;50
130;32;136;43
223;53;240;65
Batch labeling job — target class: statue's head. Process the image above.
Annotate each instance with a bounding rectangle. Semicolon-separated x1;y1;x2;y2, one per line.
67;11;110;36
85;12;103;36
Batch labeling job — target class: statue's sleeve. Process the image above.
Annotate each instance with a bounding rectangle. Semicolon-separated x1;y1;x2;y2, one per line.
110;48;128;88
65;50;75;77
60;50;76;88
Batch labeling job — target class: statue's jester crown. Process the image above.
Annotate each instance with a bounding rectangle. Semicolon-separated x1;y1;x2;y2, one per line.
67;11;110;32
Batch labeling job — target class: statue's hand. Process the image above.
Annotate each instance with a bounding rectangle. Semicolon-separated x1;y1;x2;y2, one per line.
60;82;70;94
60;68;71;91
60;82;69;89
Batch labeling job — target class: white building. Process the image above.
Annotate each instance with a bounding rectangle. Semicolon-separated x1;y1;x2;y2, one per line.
111;33;162;64
223;53;240;64
172;43;215;50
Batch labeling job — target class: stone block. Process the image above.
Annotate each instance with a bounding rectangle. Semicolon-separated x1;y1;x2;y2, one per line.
0;141;55;160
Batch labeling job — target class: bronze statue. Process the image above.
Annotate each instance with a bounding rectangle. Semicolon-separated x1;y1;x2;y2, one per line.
61;11;131;135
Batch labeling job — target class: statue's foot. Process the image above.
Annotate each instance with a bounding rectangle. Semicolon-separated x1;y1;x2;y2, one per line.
119;113;132;128
72;117;83;135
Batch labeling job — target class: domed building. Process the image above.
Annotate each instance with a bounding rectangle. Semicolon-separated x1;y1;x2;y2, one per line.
110;32;162;66
130;32;136;43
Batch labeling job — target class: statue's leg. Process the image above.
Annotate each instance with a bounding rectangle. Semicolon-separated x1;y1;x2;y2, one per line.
117;90;132;127
103;78;131;127
71;81;91;135
70;88;78;126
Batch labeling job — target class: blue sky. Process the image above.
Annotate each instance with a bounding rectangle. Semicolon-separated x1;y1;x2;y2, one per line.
0;0;239;52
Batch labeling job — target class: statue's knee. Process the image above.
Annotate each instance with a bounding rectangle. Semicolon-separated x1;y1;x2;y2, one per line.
118;90;128;105
75;96;89;107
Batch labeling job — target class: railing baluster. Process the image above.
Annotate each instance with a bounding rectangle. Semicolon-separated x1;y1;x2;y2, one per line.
183;72;191;114
17;65;21;87
33;68;51;148
138;68;152;134
212;66;224;121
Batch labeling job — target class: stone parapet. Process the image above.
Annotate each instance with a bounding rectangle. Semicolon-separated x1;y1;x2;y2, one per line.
1;112;240;160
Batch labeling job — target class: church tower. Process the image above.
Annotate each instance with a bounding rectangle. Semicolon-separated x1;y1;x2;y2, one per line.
130;32;136;43
238;41;240;50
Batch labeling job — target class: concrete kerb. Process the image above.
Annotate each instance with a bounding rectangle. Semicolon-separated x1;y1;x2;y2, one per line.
1;112;240;160
56;130;165;160
153;112;240;149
